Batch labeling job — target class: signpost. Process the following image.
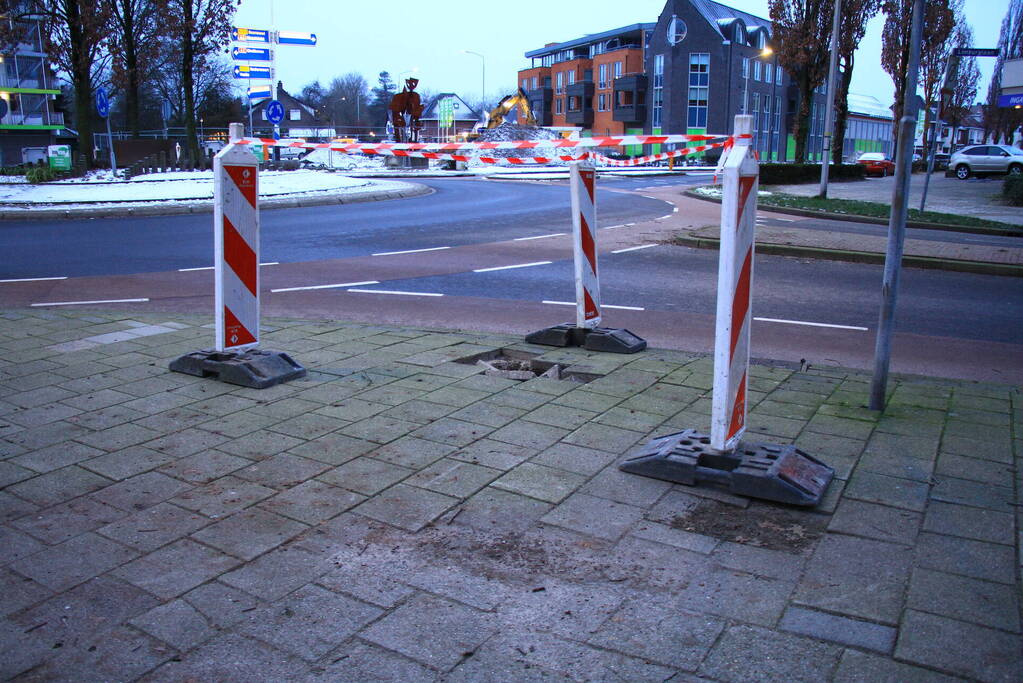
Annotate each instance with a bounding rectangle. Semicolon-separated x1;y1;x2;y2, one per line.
234;65;272;80
232;27;271;43
95;87;117;178
232;46;272;61
265;100;284;143
47;144;71;172
999;93;1023;108
953;47;1000;58
277;31;316;46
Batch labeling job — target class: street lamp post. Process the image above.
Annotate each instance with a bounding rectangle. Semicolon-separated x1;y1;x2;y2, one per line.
461;50;486;117
766;47;778;161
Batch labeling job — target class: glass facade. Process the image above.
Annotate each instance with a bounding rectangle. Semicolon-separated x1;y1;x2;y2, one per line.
652;54;664;128
687;53;709;129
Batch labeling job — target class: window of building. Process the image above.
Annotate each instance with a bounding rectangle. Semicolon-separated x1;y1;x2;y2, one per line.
542;54;553;67
734;24;746;44
765;63;773;84
742;57;749;79
289;109;301;121
598;93;607;111
688;52;710;129
567;96;580;112
652;53;664;128
555;98;563;114
522;79;528;90
751;93;760;148
668;15;688;45
556;72;564;94
753;61;761;82
599;64;608;89
568;70;576;86
614;61;622;79
532;76;538;89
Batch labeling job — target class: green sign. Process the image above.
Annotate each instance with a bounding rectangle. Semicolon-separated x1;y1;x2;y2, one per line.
439;97;455;127
47;144;71;171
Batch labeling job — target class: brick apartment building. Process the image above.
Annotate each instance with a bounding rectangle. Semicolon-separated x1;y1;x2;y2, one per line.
518;0;836;161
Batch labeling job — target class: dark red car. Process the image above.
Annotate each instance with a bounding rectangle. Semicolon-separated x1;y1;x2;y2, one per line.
857;152;896;177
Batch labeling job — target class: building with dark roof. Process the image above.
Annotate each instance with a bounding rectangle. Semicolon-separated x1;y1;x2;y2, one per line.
419;93;480;141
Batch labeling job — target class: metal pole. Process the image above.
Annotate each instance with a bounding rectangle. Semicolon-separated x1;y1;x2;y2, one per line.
818;0;842;197
768;51;778;161
870;0;925;410
107;116;117;178
921;53;959;211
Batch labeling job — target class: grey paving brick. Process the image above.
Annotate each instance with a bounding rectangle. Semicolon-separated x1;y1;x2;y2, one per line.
6;465;111;507
286;431;377;465
113;538;239;599
304;641;438;682
11;441;105;474
362;593;499;670
915;532;1018;584
582;465;673;507
10;532;137;591
354;483;458;532
196;409;280;438
930;475;1014;511
405;458;500;498
541;492;644;541
339;415;421;444
313;396;389;421
130;598;215;651
446;400;524;429
895;610;1021;682
0;461;33;490
217;430;305;460
907;567;1020;632
827;499;922;546
75;422;163;452
191;507;309;560
259;480;365;525
405;561;514;611
451;487;552;535
498;579;626;639
488;420;570;451
676;562;794;626
96;501;208;551
833;648;965;682
11;496;124;545
793;534;912;625
586;595;725;670
79;444;179;481
369;435;457;469
935;452;1014;486
629;520;719;555
780;606;896;653
563;422;646;454
698;624;843;683
710;540;807;580
843;469;930;512
491;462;587;504
317;562;417;608
0;566;51;616
942;434;1013;463
182;580;260;629
864;431;939;461
233;453;331;489
0;490;38;523
220;544;333;601
923;500;1015;546
143;632;306;682
143;428;230;458
157;450;249;484
530;441;616;476
449;438;534;470
171;475;275;518
92;471;192;512
318;456;413;495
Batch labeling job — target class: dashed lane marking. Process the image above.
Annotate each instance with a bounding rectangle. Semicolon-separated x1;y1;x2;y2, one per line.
754;316;868;331
514;233;565;241
372;246;451;256
180;262;278;272
611;244;658;254
0;276;67;283
31;298;149;307
271;280;379;293
473;261;553;273
543;300;644;311
347;289;444;297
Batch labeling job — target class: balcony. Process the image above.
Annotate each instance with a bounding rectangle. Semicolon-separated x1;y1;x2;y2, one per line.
613;103;647;124
612;74;647;124
526;87;554;127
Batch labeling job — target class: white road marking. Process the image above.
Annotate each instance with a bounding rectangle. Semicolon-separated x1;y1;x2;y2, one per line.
180;262;278;272
473;261;552;273
655;214;673;220
0;276;67;283
347;288;444;297
600;224;625;230
372;246;450;256
271;280;379;293
673;207;679;212
642;195;658;199
754;316;868;331
542;300;645;311
31;298;149;307
773;218;795;222
514;233;565;241
611;244;657;254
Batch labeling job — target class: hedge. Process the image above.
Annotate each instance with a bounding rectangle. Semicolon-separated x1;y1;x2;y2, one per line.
1003;175;1023;206
759;163;865;184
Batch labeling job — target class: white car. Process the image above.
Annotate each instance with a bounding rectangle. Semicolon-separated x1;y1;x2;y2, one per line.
949;144;1023;179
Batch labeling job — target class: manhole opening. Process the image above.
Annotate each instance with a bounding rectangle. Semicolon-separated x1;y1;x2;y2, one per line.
454;348;599;383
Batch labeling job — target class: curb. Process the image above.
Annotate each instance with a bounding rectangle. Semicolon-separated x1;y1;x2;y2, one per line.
682;188;1022;237
673;234;1023;277
0;182;434;221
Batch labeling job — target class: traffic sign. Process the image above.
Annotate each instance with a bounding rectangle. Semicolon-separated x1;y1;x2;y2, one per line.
998;93;1023;107
265;100;284;125
96;87;110;118
954;47;999;57
247;85;272;100
277;31;316;46
232;46;272;61
232;27;271;43
233;65;272;79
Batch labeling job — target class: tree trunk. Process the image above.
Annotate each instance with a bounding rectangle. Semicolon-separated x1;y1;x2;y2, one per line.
181;0;198;159
67;0;94;166
793;70;813;163
832;61;853;166
124;7;140;138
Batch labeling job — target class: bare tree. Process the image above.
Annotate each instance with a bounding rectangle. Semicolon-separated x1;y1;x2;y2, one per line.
158;0;236;158
769;0;835;163
106;0;165;138
325;72;369;128
983;0;1022;144
881;0;956;148
833;0;882;165
943;23;979;151
0;0;110;165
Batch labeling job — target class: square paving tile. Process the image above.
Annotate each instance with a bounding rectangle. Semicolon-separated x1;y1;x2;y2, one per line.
190;507;309;560
540;492;645;541
6;466;111;507
532;442;618;476
449;439;534;471
907;567;1020;632
843;470;930;512
11;441;105;473
922;500;1015;546
233;453;330;489
914;532;1017;584
79;445;178;481
92;471;192;512
318;457;413;495
826;499;922;546
217;431;305;461
0;524;46;565
219;544;334;601
259;480;365;525
113;538;240;599
158;450;250;484
452;487;553;535
563;423;646;454
488;421;569;451
96;502;209;551
369;436;456;469
129;599;214;652
361;593;499;670
339;415;421;444
286;431;377;466
10;496;125;545
405;458;501;499
354;483;458;532
895;609;1021;682
491;462;587;504
10;532;137;591
171;475;275;518
698;624;842;683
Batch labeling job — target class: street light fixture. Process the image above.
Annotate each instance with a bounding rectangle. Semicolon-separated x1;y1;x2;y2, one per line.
461;50;486;117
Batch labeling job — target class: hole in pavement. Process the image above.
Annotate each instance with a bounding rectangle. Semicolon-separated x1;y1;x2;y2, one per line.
454;348;602;384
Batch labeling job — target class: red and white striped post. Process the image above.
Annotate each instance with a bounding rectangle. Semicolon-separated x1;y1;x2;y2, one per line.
169;122;305;388
570;160;601;329
711;115;758;452
215;122;260;352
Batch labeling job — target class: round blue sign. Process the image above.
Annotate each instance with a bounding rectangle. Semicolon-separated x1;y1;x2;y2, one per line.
96;87;110;118
265;99;284;125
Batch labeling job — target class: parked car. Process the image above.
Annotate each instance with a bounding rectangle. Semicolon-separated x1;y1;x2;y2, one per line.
949;144;1023;179
857;152;896;177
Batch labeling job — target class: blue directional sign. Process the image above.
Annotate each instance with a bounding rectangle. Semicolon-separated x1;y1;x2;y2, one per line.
232;27;271;43
277;30;317;46
234;64;272;79
999;93;1023;107
265;100;285;125
95;86;110;118
247;85;272;100
232;46;272;61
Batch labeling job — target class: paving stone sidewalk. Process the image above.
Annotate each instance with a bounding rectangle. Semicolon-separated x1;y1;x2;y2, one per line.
0;309;1019;681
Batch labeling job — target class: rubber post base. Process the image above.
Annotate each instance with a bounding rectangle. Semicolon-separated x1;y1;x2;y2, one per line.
619;429;835;507
169;348;306;389
525;323;646;354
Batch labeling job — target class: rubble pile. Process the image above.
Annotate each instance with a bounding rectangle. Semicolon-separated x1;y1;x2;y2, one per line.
469;123;572;166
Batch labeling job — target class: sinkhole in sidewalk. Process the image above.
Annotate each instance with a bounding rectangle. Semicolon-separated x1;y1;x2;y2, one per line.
455;348;602;384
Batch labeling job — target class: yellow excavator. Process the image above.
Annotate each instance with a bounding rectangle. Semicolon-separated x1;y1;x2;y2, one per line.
484;88;536;128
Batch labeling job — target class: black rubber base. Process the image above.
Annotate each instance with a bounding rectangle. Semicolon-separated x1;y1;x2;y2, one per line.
619;429;834;507
169;348;306;389
525;323;646;354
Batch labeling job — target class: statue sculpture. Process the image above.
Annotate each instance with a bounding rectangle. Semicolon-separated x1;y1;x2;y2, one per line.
388;77;423;143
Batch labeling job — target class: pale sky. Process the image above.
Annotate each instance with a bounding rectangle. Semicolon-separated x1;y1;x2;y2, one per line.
233;0;1008;107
